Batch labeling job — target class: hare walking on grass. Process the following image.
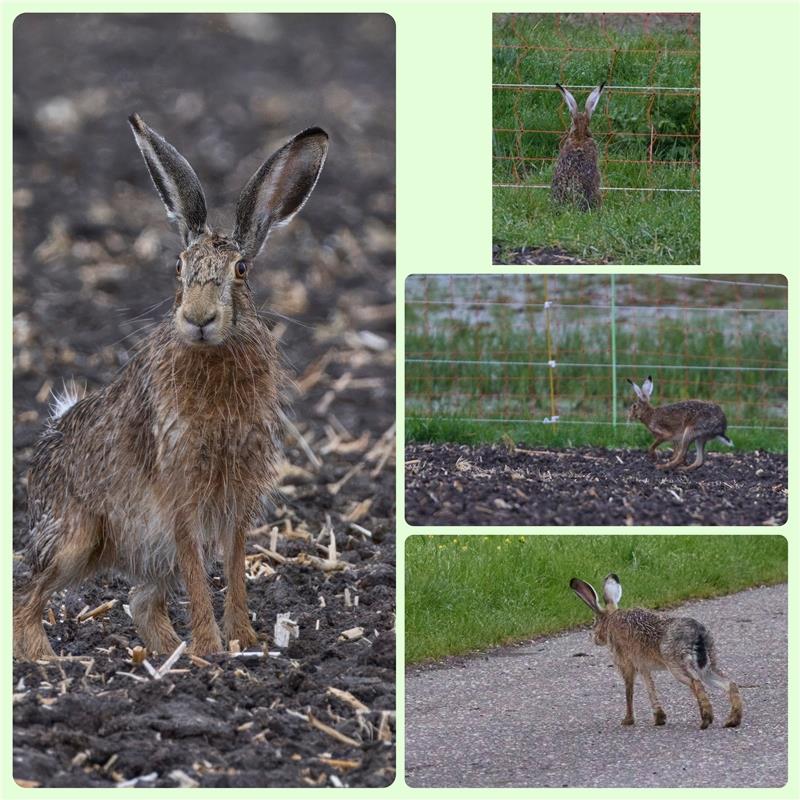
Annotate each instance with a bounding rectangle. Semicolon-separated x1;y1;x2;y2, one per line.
570;574;743;729
14;114;328;660
627;376;733;472
550;82;605;210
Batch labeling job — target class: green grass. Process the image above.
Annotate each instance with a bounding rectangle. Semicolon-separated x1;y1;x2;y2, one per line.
405;275;788;451
493;14;700;263
405;416;787;454
405;534;787;664
493;190;700;264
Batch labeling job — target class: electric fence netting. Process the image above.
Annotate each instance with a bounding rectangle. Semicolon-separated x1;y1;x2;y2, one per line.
493;13;700;196
405;274;788;439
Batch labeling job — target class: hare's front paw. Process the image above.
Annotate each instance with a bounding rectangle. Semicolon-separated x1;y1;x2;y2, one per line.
654;709;667;726
223;618;259;650
621;716;635;726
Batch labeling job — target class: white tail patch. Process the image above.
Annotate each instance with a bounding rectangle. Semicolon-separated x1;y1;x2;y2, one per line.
716;435;734;447
50;382;82;419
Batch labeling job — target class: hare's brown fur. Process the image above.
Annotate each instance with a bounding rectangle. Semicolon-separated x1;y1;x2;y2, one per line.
571;575;743;729
14;116;328;660
628;376;731;471
551;83;604;210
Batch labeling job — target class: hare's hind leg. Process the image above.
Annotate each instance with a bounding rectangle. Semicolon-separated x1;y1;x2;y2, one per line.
678;437;706;473
14;512;109;660
657;428;693;471
667;663;714;729
221;522;258;650
640;669;667;725
129;580;181;654
703;662;743;728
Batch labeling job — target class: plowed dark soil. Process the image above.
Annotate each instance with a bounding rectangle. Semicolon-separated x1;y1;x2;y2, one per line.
405;444;787;526
13;13;395;788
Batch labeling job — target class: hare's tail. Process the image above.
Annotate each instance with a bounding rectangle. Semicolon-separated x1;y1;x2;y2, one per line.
716;435;734;447
49;380;83;420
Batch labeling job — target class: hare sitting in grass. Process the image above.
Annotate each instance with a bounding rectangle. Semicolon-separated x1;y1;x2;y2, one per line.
551;82;605;210
570;574;743;729
14;114;328;660
627;376;733;472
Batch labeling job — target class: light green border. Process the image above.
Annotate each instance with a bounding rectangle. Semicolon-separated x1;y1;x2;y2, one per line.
4;1;800;798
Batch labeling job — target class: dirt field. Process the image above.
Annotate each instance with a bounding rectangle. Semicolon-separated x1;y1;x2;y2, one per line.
13;13;395;788
405;444;787;526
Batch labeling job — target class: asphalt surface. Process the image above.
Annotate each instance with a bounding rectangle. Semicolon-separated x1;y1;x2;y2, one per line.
405;584;788;788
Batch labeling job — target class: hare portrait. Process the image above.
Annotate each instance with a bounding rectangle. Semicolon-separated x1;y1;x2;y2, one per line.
550;82;605;210
627;376;733;472
570;574;743;729
14;114;328;660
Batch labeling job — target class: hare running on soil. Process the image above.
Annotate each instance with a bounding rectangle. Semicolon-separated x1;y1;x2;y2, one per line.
627;376;733;472
14;114;328;660
550;82;605;210
570;574;743;729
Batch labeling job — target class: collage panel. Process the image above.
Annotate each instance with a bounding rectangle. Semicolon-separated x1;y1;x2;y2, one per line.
404;533;788;788
492;12;701;266
11;12;396;788
405;273;787;526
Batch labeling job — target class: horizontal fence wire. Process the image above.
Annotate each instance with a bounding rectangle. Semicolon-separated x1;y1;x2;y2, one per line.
493;13;701;195
405;274;788;435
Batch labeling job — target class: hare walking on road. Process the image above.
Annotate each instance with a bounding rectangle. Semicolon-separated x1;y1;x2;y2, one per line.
570;574;743;729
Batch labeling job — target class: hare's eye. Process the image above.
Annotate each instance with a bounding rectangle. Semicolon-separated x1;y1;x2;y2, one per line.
175;259;182;276
235;260;248;279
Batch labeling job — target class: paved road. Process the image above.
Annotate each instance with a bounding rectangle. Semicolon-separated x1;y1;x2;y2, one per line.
405;584;788;788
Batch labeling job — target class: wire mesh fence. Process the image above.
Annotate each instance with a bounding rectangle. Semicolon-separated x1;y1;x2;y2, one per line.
405;274;788;435
493;13;700;196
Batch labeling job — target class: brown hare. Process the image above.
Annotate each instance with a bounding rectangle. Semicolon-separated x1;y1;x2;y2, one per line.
14;114;328;660
627;376;733;472
570;574;743;729
551;82;605;210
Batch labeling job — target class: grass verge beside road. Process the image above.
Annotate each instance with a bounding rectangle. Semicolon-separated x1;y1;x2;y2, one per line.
405;534;787;663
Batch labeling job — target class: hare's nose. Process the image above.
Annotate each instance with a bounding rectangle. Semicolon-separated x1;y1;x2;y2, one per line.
183;310;217;329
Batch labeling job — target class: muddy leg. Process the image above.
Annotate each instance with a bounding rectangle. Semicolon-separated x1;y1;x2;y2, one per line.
129;581;181;654
641;670;667;725
175;522;222;655
221;523;258;649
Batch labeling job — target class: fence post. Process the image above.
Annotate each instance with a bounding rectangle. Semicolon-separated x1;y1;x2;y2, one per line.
611;274;618;429
543;275;557;425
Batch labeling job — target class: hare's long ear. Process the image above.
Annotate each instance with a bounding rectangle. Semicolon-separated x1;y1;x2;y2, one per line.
128;113;208;246
555;83;578;117
585;82;605;118
642;375;653;400
603;573;622;610
627;378;645;401
234;127;329;260
570;578;602;614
